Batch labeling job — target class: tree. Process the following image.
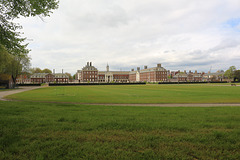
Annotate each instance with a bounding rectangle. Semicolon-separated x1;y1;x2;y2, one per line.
224;66;236;79
73;74;76;80
234;70;240;82
7;54;30;87
42;68;52;74
0;44;30;88
1;0;58;88
65;72;73;80
0;0;59;55
29;68;53;74
0;45;11;73
29;67;42;74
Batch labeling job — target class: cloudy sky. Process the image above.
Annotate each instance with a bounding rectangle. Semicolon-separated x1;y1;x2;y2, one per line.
16;0;240;74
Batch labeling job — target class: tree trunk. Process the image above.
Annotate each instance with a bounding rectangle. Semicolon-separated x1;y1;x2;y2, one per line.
12;75;17;89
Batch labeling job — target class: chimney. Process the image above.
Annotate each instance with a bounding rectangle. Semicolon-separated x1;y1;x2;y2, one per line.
184;70;186;74
189;70;192;73
144;65;147;69
62;69;63;74
131;69;134;71
90;62;92;66
157;64;161;68
195;70;197;74
178;70;180;73
53;69;55;74
137;67;140;71
87;62;89;66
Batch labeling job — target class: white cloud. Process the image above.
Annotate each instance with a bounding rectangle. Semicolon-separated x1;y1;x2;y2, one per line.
15;0;240;74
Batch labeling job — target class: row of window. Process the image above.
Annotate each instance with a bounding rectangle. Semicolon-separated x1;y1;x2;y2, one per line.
83;71;98;74
83;79;97;82
156;72;167;74
83;75;97;78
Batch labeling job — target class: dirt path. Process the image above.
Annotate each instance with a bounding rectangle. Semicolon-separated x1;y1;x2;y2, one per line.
81;103;240;107
0;86;42;101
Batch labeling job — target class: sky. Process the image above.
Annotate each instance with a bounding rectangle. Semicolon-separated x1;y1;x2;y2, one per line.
16;0;240;75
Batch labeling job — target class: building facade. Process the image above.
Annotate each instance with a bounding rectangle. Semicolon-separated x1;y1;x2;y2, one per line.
173;70;203;82
31;73;69;83
129;64;168;82
76;62;167;83
77;62;130;83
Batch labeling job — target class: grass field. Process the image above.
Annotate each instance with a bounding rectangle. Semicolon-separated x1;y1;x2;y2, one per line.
1;84;240;159
0;101;240;159
6;84;240;104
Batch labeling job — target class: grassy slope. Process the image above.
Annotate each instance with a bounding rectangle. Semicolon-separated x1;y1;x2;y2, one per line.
6;84;240;104
0;101;240;159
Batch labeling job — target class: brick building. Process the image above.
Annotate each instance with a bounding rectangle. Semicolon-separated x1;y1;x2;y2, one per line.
31;73;69;83
76;62;129;82
76;62;167;83
80;62;98;82
16;74;31;84
173;70;203;82
129;64;168;82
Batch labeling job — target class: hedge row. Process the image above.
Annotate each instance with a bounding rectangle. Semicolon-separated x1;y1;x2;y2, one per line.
17;84;41;86
158;81;229;84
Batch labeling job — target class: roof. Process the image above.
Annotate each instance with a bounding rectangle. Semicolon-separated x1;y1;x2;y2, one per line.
140;67;167;73
98;71;130;75
204;72;225;76
173;73;188;78
31;73;69;78
82;65;98;71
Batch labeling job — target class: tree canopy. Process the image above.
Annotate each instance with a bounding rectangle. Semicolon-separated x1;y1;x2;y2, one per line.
65;72;73;80
234;70;240;82
42;68;52;74
224;66;236;79
29;68;52;74
0;0;58;88
0;0;59;55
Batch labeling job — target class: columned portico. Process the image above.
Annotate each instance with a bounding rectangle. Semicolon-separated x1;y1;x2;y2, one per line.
105;72;113;82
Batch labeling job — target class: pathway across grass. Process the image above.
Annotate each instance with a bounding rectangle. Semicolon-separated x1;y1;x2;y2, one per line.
0;86;42;101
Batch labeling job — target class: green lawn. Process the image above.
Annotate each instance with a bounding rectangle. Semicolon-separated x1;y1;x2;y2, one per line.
6;84;240;104
0;101;240;159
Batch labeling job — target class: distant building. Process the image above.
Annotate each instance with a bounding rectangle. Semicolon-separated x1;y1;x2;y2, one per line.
173;70;203;82
76;62;168;83
77;62;129;82
202;70;227;82
81;62;98;82
130;64;168;82
16;74;31;84
31;73;69;83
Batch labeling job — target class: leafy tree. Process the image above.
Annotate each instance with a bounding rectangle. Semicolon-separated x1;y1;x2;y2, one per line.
0;45;11;73
42;68;52;74
234;70;240;82
65;72;73;80
29;67;40;74
4;52;31;87
0;0;59;55
224;66;236;79
1;0;58;88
